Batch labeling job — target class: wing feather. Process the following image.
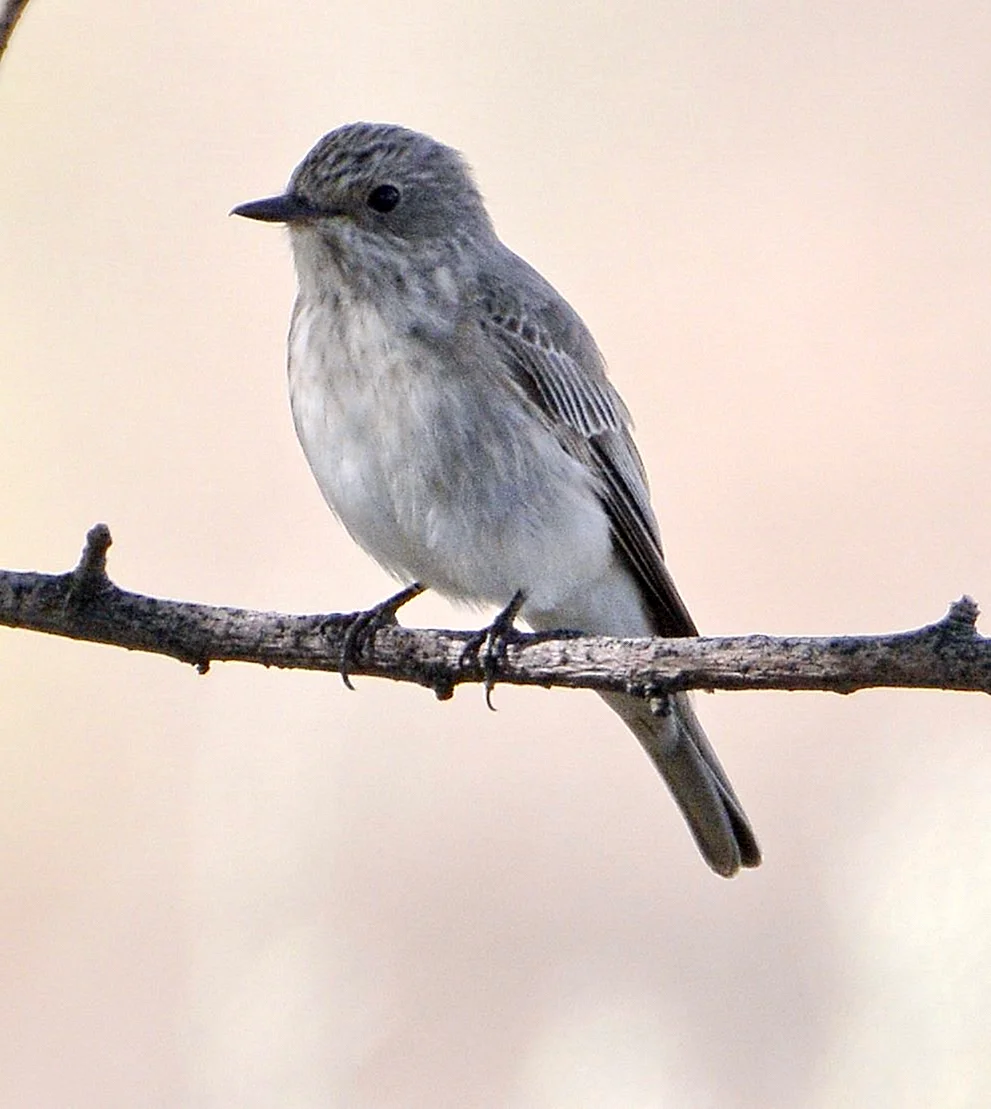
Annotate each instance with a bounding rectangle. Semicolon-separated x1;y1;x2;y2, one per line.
477;261;697;637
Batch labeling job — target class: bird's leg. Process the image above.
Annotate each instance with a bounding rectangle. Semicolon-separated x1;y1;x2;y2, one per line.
461;590;526;710
338;582;426;689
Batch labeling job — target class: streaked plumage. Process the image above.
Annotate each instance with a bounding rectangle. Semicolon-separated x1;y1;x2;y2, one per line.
234;123;760;876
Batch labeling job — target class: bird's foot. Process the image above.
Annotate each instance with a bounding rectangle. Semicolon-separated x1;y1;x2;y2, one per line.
461;590;526;710
339;583;426;689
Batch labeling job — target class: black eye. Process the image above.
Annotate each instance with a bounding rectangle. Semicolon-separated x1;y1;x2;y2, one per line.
367;184;401;213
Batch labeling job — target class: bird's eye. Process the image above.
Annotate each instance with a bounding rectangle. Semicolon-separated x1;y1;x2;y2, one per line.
367;184;401;213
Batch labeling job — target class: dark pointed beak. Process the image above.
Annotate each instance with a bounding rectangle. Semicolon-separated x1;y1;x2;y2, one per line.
230;193;323;223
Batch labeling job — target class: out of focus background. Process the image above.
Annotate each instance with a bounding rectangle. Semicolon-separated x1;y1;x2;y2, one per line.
2;2;990;1106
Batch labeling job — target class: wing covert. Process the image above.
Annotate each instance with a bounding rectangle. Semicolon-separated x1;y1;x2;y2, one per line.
476;262;698;637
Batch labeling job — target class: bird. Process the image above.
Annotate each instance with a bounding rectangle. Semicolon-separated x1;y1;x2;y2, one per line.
233;122;760;876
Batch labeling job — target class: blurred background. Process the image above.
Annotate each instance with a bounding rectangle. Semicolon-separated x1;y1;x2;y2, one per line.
2;2;990;1105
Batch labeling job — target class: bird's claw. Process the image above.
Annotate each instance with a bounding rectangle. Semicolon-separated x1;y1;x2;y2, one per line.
460;590;525;709
338;582;425;689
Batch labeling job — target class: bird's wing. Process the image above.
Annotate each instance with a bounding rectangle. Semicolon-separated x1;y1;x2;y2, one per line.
477;260;698;637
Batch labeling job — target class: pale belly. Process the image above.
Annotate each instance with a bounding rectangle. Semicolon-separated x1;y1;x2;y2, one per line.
287;297;647;631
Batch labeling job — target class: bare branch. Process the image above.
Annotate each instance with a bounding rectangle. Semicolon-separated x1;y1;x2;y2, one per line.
0;0;32;66
1;526;989;702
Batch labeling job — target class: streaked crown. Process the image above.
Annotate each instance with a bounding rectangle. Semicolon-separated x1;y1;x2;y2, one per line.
287;122;494;244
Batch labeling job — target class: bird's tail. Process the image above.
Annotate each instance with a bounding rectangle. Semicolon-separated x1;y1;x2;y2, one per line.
600;690;761;877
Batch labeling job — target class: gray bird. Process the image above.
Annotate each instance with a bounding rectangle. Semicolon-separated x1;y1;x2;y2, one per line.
233;122;760;877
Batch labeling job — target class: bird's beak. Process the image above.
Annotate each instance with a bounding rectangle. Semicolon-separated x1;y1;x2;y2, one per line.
230;193;321;223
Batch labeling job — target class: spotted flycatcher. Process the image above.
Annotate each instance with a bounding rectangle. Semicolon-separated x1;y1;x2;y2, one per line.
233;123;760;876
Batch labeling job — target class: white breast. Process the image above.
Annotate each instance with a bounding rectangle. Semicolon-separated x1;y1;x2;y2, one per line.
289;294;423;574
287;287;640;629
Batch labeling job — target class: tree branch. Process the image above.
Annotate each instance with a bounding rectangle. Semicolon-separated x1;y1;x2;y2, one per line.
0;0;32;66
1;525;988;702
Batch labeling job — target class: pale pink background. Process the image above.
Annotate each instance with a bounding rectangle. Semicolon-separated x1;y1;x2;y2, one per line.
2;2;991;1106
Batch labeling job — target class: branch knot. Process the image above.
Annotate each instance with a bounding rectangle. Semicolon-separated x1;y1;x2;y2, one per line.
65;523;113;611
943;595;980;636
